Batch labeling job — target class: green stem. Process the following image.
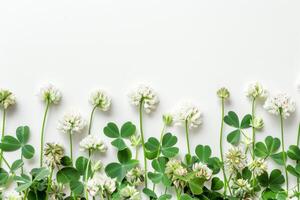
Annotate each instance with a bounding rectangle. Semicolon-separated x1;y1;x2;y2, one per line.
156;125;166;158
70;133;73;164
251;98;256;160
0;109;6;167
23;189;29;200
139;101;148;188
280;112;288;191
297;123;300;200
40;101;50;167
87;106;97;157
219;99;229;196
46;167;54;200
2;156;11;170
185;120;191;155
85;157;92;200
135;146;139;160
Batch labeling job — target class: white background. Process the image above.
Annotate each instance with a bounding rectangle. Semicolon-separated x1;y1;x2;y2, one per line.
1;0;300;192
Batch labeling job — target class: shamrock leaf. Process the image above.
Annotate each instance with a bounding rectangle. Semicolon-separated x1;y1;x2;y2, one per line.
189;177;205;195
254;136;280;159
258;169;285;192
145;137;160;160
120;122;136;138
161;133;179;158
270;152;286;166
143;188;157;199
287;145;300;161
105;148;139;181
148;157;171;186
211;177;224;191
10;159;24;172
195;145;211;163
70;180;84;195
0;168;9;185
57;167;80;184
224;111;252;145
75;156;92;180
0;136;21;151
287;163;300;178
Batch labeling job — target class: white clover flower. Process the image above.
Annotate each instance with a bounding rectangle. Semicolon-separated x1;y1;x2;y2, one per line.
192;162;213;180
232;179;252;199
245;82;267;99
86;174;116;197
79;134;107;152
39;84;61;104
128;84;159;113
225;147;247;173
173;102;202;129
249;159;267;176
58;111;87;134
125;167;144;186
165;159;187;188
89;90;111;111
43;143;64;168
0;89;16;109
120;185;141;200
4;191;22;200
250;117;264;130
264;93;296;119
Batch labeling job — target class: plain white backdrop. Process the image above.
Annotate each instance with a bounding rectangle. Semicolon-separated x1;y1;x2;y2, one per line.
0;0;300;190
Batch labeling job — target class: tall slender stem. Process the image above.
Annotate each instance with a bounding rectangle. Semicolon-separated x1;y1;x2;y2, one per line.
87;106;97;157
85;157;92;200
185;120;191;155
251;98;256;160
219;99;229;195
0;109;6;167
2;156;11;170
69;133;73;163
46;167;54;200
40;101;50;167
139;101;148;188
297;123;300;200
280;112;288;191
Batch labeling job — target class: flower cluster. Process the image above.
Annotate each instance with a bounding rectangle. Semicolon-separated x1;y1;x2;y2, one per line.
39;84;62;104
89;90;111;111
173;102;202;129
0;89;16;109
86;174;116;197
58;111;87;134
79;134;107;152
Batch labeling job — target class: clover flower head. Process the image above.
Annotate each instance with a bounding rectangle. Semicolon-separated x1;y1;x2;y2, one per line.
125;167;144;186
217;87;230;100
58;111;86;134
89;90;111;111
192;162;213;180
79;134;107;152
249;158;267;176
250;117;264;130
130;134;141;147
120;185;141;200
0;89;16;109
86;174;116;197
232;179;252;199
128;84;159;113
245;82;267;99
264;93;296;119
48;182;65;200
165;159;187;188
163;114;173;126
39;84;61;104
173;102;202;129
4;191;22;200
225;147;247;173
43;143;64;168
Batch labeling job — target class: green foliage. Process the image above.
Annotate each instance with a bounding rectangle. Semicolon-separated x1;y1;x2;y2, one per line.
148;157;171;186
57;167;80;184
211;177;224;191
104;122;136;150
189;177;205;195
224;111;251;145
257;169;285;192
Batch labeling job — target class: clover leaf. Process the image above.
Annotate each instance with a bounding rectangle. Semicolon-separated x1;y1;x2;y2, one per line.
189;177;205;195
148;157;171;186
104;122;136;150
105;148;139;181
211;177;224;191
257;169;285;192
0;168;9;185
75;156;92;180
287;163;300;178
224;111;252;145
0;126;35;159
195;144;221;174
287;145;300;161
57;167;80;184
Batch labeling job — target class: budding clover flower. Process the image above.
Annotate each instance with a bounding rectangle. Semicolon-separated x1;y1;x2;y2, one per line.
264;93;296;119
225;147;247;173
79;134;107;153
89;90;111;111
128;84;159;113
173;102;202;129
120;185;141;200
249;158;267;176
43;143;64;168
58;111;87;134
163;114;173;126
4;191;22;200
165;159;188;188
130;134;141;147
217;87;230;100
232;179;252;199
39;84;62;104
245;82;267;99
125;167;144;186
0;89;16;109
192;162;213;180
250;117;264;130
